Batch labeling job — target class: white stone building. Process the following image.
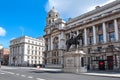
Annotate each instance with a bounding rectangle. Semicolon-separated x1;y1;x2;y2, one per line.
44;0;120;70
44;7;66;68
9;36;45;67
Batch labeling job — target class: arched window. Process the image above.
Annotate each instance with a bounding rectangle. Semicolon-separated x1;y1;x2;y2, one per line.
49;14;51;17
53;37;59;49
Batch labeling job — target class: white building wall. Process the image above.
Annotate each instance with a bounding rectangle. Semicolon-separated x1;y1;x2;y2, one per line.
9;36;45;66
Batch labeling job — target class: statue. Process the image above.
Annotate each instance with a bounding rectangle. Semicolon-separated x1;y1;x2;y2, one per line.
70;31;77;39
66;31;83;51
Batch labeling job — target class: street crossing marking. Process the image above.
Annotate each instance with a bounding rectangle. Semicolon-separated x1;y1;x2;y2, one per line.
36;78;46;80
28;76;33;78
16;73;20;76
0;73;5;74
21;75;26;77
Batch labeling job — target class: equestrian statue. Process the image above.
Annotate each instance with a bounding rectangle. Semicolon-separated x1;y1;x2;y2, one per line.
66;31;83;51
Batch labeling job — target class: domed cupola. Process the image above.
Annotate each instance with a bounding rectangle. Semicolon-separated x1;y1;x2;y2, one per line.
46;7;60;25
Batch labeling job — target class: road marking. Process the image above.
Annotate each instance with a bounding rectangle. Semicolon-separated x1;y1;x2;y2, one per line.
9;72;15;75
0;70;15;75
0;73;5;74
21;75;26;77
36;78;46;80
16;73;20;76
28;76;33;78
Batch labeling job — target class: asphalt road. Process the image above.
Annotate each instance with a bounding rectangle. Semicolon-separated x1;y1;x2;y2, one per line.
0;67;120;80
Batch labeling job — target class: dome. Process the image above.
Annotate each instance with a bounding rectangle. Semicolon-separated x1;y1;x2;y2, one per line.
49;7;58;13
48;7;59;18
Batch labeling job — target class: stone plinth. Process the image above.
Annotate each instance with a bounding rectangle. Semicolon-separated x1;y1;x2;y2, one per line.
63;49;87;73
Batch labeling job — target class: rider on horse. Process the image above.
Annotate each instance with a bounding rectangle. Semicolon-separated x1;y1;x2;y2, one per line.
70;31;77;39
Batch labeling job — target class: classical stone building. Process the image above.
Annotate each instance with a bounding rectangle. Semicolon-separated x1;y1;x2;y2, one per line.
44;7;66;68
44;0;120;70
9;36;45;67
0;45;10;65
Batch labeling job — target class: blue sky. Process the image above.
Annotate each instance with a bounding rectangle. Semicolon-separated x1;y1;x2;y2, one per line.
0;0;115;48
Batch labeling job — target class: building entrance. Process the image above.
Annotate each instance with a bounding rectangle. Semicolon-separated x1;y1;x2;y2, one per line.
107;56;113;70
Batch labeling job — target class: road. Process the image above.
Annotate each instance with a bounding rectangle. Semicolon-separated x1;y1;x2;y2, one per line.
0;66;120;80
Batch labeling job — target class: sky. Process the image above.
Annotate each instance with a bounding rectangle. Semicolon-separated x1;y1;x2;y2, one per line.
0;0;115;48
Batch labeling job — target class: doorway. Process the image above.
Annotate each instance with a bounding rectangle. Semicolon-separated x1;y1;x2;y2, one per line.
107;56;113;70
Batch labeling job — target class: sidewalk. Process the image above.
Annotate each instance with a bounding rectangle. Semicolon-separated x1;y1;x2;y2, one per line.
36;68;120;78
80;70;120;78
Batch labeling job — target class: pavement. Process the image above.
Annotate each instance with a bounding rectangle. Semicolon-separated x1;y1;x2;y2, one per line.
1;66;120;78
81;70;120;78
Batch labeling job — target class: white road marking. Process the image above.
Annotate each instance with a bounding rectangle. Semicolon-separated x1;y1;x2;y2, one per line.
21;75;26;77
28;76;33;78
36;78;46;80
16;73;20;76
9;72;15;75
0;73;5;74
0;70;15;75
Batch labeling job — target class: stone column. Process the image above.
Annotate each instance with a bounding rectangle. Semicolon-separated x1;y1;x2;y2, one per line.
58;34;61;49
51;37;53;50
93;26;96;44
114;19;119;41
48;38;50;51
103;22;107;43
84;28;87;46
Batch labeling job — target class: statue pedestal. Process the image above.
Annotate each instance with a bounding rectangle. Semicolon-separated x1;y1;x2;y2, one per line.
63;49;87;73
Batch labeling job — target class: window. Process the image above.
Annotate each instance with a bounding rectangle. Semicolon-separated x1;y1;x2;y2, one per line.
108;22;114;28
99;34;103;43
32;51;34;55
81;57;84;67
98;47;102;52
28;45;30;49
49;14;51;17
89;27;93;33
52;19;54;22
28;40;30;43
98;24;102;31
28;50;30;54
32;46;34;49
56;15;58;17
88;48;91;53
35;51;37;55
89;36;93;44
109;32;115;41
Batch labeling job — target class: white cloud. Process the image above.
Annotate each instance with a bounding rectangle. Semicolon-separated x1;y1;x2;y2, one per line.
45;0;116;19
0;27;6;36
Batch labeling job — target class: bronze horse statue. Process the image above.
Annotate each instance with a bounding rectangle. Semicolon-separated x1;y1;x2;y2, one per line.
66;32;83;51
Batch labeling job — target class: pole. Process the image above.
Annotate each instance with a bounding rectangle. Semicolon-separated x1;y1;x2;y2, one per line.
0;61;1;68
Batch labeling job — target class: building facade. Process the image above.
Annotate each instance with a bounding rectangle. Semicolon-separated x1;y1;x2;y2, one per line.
0;45;10;65
44;0;120;70
9;36;45;67
44;7;66;68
